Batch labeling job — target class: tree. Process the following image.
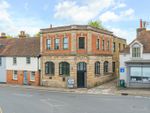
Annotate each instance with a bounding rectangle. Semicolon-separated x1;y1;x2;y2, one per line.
34;32;40;37
88;20;104;29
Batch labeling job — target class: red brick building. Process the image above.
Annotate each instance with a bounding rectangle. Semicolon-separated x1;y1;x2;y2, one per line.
40;25;115;88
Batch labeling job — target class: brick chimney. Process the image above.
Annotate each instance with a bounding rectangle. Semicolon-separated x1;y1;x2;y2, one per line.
19;31;26;38
137;19;146;37
0;32;7;38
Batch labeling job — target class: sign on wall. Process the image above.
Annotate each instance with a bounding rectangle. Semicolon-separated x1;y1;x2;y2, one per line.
120;67;125;73
67;78;75;88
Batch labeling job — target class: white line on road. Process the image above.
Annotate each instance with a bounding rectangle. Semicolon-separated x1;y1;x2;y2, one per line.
12;93;33;97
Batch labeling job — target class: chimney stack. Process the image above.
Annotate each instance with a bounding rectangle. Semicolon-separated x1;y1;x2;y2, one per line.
0;32;7;38
137;19;146;37
50;24;52;28
140;19;143;28
19;31;26;38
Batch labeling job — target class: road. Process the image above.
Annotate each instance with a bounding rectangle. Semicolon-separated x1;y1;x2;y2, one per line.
0;86;150;113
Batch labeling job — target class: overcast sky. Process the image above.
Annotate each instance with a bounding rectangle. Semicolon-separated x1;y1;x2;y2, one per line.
0;0;150;43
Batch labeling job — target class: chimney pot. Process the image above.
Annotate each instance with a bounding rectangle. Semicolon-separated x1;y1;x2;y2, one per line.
50;24;52;28
19;31;26;38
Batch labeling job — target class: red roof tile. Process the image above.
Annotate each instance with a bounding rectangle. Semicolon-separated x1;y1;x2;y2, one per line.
0;37;40;57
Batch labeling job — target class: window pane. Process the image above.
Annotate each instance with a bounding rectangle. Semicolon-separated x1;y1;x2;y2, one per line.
130;67;141;77
132;47;141;58
130;67;142;82
104;61;108;73
59;62;70;76
113;42;116;52
79;37;85;49
143;67;150;77
26;57;30;64
63;38;68;49
13;71;18;80
102;40;105;50
107;41;110;50
46;39;51;50
13;57;17;64
45;62;54;75
96;39;100;49
30;72;35;81
143;67;150;82
54;39;60;49
95;62;100;74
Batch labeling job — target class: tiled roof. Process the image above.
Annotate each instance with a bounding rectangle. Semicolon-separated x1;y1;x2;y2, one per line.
121;30;150;53
0;37;40;57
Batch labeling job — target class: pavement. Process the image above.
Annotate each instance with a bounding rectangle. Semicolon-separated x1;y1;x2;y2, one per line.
1;80;150;97
88;79;150;97
0;86;150;113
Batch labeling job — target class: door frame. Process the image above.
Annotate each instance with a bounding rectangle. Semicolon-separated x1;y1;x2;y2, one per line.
77;62;87;88
23;71;28;85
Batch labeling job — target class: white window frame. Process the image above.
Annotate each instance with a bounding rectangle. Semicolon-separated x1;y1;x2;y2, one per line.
13;70;18;80
26;57;31;64
13;57;17;65
30;71;35;81
130;41;143;59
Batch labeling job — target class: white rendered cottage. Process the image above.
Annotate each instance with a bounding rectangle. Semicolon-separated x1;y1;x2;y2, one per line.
120;26;150;88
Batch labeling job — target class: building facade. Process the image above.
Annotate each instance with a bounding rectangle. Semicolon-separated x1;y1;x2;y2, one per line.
0;32;41;86
120;22;150;88
0;38;13;83
40;25;115;88
112;36;126;77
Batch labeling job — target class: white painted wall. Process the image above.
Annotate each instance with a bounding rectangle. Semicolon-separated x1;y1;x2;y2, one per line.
119;53;150;83
6;57;40;71
0;57;6;82
119;53;130;82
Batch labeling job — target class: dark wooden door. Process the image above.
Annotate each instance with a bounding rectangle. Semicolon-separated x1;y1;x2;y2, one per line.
77;62;87;88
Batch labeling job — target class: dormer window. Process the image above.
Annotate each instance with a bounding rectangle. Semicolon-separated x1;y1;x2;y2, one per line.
132;43;141;58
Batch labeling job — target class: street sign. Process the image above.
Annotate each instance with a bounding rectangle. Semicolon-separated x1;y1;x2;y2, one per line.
67;78;75;88
120;68;125;73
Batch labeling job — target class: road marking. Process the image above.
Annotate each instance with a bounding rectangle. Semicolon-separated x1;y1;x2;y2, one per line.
0;107;3;113
134;96;150;99
12;93;33;97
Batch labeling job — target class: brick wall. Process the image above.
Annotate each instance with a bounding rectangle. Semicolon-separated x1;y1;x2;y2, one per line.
7;70;40;86
42;31;113;56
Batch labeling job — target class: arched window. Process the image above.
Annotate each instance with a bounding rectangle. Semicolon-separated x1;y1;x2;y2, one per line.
45;62;55;75
59;62;70;76
104;61;109;73
95;61;100;75
132;43;141;58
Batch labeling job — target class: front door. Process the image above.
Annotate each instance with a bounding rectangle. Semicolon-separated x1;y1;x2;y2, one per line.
23;71;28;85
77;62;87;88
